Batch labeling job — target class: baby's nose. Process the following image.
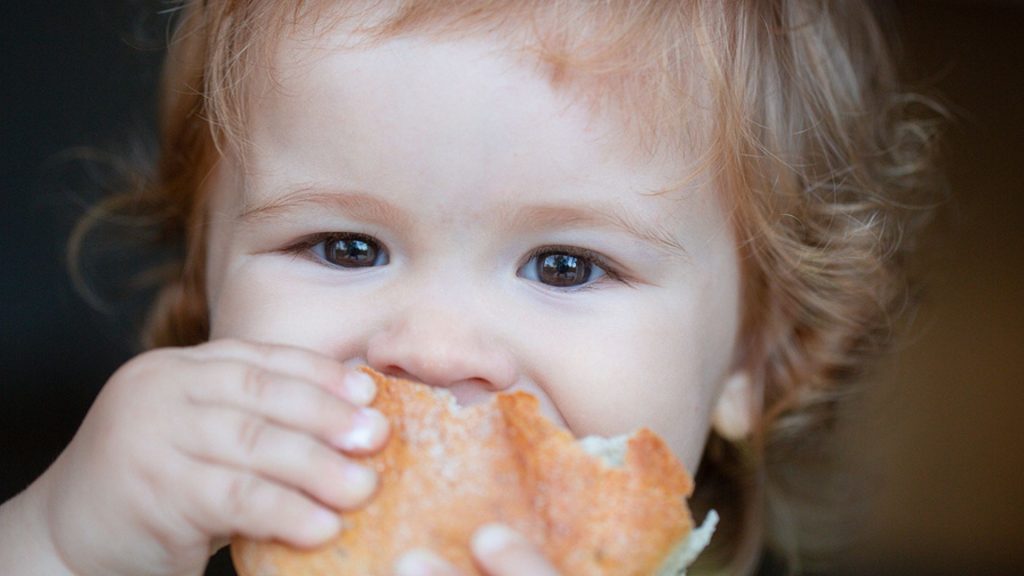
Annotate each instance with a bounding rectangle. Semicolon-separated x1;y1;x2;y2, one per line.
364;306;518;400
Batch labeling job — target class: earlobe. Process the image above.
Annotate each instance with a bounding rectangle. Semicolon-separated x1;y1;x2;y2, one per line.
711;371;757;441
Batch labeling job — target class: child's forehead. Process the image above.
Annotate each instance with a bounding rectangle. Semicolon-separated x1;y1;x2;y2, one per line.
239;32;713;202
233;1;713;159
217;16;724;240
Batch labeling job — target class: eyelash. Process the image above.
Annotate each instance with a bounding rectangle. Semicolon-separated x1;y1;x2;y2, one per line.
284;232;330;256
283;232;379;265
282;234;630;289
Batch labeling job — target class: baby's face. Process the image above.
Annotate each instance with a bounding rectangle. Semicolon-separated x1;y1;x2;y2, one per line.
203;28;743;472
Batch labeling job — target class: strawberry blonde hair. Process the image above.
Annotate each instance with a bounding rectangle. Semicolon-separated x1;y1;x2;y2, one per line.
72;1;941;573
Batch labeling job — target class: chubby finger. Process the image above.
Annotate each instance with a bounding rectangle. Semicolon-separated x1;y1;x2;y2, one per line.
471;524;560;576
184;363;389;454
180;406;379;510
187;465;342;548
394;549;464;576
190;339;378;406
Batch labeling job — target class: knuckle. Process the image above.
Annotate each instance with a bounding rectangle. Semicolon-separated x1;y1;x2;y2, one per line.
241;365;272;401
110;350;162;388
235;416;268;456
101;351;178;411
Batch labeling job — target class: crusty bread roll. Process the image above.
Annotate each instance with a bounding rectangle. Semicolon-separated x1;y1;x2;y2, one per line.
232;369;715;575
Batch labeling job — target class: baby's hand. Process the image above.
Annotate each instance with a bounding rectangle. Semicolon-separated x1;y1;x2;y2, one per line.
29;339;388;576
394;524;561;576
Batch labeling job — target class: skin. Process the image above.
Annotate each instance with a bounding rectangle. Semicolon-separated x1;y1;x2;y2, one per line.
0;26;753;576
205;30;749;574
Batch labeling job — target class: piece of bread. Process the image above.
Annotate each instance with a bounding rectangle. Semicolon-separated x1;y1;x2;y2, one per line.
231;369;716;575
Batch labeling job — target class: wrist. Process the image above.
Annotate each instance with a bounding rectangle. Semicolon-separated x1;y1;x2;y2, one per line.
0;480;77;576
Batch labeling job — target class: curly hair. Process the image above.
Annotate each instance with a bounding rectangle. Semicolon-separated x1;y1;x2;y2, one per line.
70;1;943;573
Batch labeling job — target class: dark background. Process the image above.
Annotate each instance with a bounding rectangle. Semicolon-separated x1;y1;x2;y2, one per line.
2;1;1022;574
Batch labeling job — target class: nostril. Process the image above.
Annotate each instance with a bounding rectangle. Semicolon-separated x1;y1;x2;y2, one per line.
379;365;415;381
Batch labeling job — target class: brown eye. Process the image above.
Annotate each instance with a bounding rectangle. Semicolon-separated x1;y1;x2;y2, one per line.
522;250;606;288
321;234;388;268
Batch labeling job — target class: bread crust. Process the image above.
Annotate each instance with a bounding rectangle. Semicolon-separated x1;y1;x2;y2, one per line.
232;369;694;575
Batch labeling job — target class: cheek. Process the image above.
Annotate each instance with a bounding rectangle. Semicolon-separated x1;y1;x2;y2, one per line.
208;259;401;372
207;266;295;342
208;264;356;353
527;296;725;473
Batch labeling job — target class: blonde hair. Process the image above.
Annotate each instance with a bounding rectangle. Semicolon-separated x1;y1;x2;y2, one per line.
71;1;942;573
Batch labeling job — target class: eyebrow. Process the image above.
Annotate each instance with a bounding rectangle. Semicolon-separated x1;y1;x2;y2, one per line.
503;204;689;259
240;187;412;229
240;187;688;258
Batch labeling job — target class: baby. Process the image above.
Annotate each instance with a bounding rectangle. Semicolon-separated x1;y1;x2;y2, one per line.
0;1;940;575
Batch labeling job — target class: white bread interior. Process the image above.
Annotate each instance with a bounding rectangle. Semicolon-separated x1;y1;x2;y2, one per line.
580;434;718;575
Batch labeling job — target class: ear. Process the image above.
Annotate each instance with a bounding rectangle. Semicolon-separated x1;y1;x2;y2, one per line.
711;370;758;441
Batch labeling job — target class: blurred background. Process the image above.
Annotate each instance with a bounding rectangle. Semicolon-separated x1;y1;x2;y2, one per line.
2;1;1022;574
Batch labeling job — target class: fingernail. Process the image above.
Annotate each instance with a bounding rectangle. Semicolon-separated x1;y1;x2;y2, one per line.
310;507;341;536
342;371;377;406
335;409;388;452
394;549;449;576
472;523;519;556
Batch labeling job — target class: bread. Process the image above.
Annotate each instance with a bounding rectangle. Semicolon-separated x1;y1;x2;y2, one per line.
231;369;716;575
